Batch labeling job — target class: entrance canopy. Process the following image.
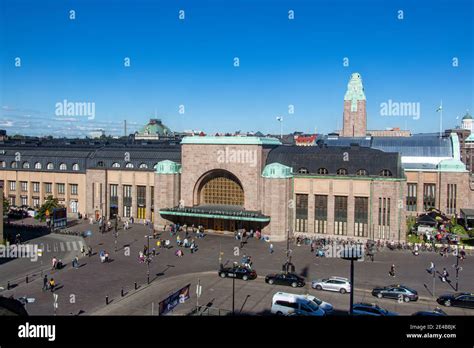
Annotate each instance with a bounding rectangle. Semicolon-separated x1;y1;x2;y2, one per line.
159;205;270;222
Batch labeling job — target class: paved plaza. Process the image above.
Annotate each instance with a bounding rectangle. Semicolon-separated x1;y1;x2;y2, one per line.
1;218;473;316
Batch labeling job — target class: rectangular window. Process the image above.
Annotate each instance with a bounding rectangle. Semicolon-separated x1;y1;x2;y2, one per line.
334;196;348;235
447;184;457;215
295;194;308;232
57;183;65;195
110;184;118;206
70;200;78;213
8;195;16;206
314;195;327;234
20;181;28;192
137;186;146;219
32;182;40;193
354;197;368;237
377;197;391;239
20;195;28;206
423;184;436;210
123;185;132;217
70;184;78;195
32;197;40;208
9;180;16;191
45;182;52;194
406;183;417;212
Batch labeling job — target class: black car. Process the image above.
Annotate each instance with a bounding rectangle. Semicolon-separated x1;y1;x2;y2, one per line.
265;273;305;288
412;308;447;316
372;285;418;302
352;303;398;316
437;293;474;309
218;266;257;281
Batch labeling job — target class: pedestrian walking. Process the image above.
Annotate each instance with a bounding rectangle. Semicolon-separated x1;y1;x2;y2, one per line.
81;245;86;257
441;268;449;282
51;257;58;270
269;243;274;254
389;264;396;277
427;261;435;274
88;246;93;257
42;275;49;291
49;278;55;292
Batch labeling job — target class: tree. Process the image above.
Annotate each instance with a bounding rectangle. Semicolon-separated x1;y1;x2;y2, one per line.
35;195;62;222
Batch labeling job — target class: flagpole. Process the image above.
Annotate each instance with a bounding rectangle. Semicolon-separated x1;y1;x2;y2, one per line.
439;100;443;138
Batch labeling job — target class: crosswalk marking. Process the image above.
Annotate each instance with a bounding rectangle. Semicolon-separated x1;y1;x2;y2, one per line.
60;242;65;252
71;241;78;251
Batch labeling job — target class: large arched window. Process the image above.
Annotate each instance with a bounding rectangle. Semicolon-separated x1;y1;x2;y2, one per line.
317;168;328;175
72;163;79;171
380;169;392;177
139;163;148;169
112;162;120;168
356;169;368;176
0;161;5;168
35;162;42;169
97;161;105;167
199;171;244;206
22;162;30;169
125;163;134;168
11;161;18;169
47;162;54;170
297;167;309;174
59;163;67;171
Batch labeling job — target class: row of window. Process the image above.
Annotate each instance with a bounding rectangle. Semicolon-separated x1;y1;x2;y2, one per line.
7;195;79;212
8;181;78;195
406;183;457;214
296;167;393;177
1;161;80;171
2;161;160;170
99;162;157;169
295;194;390;237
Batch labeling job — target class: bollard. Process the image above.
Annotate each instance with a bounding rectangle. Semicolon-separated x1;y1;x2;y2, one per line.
26;276;29;284
106;296;109;305
7;281;10;290
134;282;137;290
121;288;124;297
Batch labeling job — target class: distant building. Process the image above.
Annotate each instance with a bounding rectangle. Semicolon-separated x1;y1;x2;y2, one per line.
461;111;473;132
367;128;411;137
135;119;172;140
89;129;105;139
295;134;317;146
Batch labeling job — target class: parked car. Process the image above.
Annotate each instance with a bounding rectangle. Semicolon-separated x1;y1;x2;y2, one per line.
437;293;474;309
304;294;334;314
271;292;325;316
312;276;351;294
371;285;418;302
412;308;447;316
265;273;305;288
352;303;398;316
218;266;257;281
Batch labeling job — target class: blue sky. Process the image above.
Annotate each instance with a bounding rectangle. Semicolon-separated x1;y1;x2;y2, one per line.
0;0;472;137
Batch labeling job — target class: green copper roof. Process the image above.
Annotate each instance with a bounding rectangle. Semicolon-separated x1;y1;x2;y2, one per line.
466;134;474;142
262;162;293;178
344;72;366;112
437;158;467;172
137;119;171;136
155;160;181;174
462;112;472;120
181;136;281;146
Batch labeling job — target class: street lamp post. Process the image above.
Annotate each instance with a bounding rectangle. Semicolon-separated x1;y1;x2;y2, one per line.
232;276;235;316
341;245;363;315
114;215;118;252
455;255;461;292
144;235;152;284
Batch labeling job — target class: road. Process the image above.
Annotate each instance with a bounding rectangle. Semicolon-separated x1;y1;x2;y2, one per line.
1;218;473;316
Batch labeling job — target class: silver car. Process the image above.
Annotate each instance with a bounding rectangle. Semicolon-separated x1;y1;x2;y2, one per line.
312;276;351;294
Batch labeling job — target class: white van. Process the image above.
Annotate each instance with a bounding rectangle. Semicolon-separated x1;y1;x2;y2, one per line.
271;292;325;316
